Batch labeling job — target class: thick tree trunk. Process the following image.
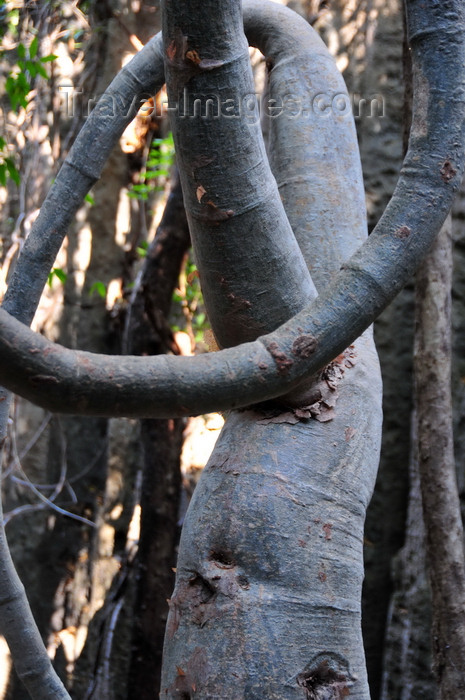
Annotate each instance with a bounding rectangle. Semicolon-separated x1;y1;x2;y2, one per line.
161;339;381;699
160;2;382;697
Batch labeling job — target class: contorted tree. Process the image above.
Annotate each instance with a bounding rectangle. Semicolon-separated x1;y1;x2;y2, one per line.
159;1;381;698
0;1;464;699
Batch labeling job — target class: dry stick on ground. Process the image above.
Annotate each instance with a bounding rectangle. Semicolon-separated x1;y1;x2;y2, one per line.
414;215;465;698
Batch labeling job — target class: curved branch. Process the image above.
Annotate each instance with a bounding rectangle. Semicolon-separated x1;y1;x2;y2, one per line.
0;0;463;418
0;531;72;699
246;0;367;290
2;35;165;326
163;0;316;348
0;37;166;700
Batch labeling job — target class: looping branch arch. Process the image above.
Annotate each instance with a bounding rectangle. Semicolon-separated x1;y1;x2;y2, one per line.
0;0;463;417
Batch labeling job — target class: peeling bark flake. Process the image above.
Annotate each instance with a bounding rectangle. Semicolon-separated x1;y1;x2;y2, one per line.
167;40;177;61
257;411;299;425
323;523;333;540
266;341;294;373
227;292;251;309
345;426;357;442
167;646;209;697
185;48;201;64
166;598;180;639
196;185;206;202
282;346;357;422
199;200;234;224
184;48;224;70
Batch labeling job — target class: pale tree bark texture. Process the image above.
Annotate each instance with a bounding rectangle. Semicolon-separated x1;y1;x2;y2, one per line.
160;1;380;697
0;0;464;698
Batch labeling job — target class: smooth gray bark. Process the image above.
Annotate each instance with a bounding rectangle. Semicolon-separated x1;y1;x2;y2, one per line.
0;1;464;697
0;0;463;415
0;3;463;416
161;344;381;698
162;0;317;348
247;0;367;291
160;1;380;697
0;31;166;700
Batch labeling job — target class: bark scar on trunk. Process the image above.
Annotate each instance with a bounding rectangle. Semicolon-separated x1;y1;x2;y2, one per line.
292;653;356;699
292;334;318;358
440;159;457;183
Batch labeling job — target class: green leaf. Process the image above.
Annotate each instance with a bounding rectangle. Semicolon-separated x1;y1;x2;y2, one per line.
47;268;68;287
29;36;38;59
5;158;20;185
195;312;206;327
40;54;57;63
145;169;169;179
26;60;38;77
17;42;26;59
54;268;67;284
36;64;49;80
89;281;107;299
127;183;152;200
19;71;29;87
0;165;6;187
84;193;95;205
